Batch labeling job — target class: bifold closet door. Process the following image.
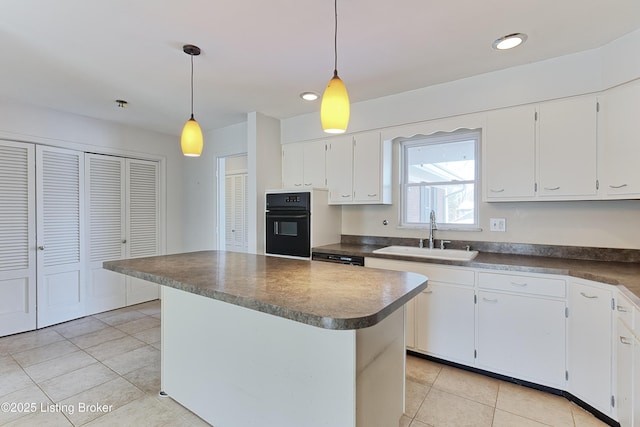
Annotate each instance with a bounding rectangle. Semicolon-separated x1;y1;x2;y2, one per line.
225;173;248;253
0;141;36;336
85;154;126;315
35;146;85;328
125;159;159;305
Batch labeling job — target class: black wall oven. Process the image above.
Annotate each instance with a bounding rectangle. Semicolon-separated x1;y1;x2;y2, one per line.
265;192;311;258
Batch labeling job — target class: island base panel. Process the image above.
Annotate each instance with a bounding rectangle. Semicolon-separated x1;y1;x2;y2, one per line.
161;286;404;427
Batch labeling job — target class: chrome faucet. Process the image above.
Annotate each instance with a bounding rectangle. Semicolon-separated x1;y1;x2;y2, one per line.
428;210;437;249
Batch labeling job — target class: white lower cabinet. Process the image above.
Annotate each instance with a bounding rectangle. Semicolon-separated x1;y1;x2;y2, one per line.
477;290;566;388
567;279;613;416
405;297;416;349
365;258;475;365
365;256;638;424
417;282;475;365
616;318;634;427
634;326;640;427
476;271;566;388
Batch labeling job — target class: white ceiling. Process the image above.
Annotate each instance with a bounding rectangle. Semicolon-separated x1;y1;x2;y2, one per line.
2;0;639;137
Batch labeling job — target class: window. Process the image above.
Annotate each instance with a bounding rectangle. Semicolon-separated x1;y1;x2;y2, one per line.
400;129;479;229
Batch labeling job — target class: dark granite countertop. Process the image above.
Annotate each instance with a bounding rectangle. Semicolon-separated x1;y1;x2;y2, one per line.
313;242;640;306
103;251;428;330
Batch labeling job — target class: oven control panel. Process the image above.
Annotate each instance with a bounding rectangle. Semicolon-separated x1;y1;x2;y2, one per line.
266;192;311;211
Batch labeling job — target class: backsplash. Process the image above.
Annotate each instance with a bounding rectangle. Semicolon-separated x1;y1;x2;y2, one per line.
341;235;640;263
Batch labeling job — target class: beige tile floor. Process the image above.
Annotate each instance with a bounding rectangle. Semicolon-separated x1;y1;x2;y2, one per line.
0;300;609;427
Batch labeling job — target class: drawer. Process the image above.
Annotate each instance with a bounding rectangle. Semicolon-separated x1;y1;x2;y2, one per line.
615;292;635;331
365;258;474;286
418;264;475;286
478;271;565;298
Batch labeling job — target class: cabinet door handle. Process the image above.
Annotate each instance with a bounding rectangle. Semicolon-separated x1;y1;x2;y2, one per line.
482;297;498;303
620;336;632;345
341;194;350;198
580;292;598;299
609;183;628;189
423;290;433;294
304;183;313;186
367;193;377;197
122;239;127;244
510;281;528;287
294;183;302;187
37;245;45;251
617;305;629;312
489;188;505;193
544;186;560;191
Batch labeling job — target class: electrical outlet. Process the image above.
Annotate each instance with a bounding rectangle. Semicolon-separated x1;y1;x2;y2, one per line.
490;218;506;232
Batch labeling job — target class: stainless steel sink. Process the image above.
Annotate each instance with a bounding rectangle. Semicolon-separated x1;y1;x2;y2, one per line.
372;245;479;261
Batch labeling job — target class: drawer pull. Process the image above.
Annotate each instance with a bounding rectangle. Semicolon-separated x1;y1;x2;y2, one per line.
490;188;505;193
341;194;350;198
482;297;498;303
294;183;302;187
510;281;528;287
580;292;598;299
609;183;628;189
304;183;313;186
617;305;629;313
367;193;377;197
544;186;560;191
423;290;433;294
620;336;632;345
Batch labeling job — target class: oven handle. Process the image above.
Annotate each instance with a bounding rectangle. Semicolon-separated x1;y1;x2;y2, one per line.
266;214;309;220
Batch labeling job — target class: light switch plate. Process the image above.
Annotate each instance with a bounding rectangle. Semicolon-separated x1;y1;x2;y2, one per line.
490;217;506;232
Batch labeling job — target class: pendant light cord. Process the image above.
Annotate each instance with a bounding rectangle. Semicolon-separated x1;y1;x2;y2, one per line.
333;0;338;77
190;53;195;119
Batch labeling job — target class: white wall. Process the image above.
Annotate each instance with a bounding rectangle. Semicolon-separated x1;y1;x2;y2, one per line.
181;122;247;251
281;29;640;250
0;101;184;254
181;113;281;254
247;112;282;254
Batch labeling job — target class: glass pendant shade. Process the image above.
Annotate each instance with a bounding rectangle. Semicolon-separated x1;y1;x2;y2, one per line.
321;72;350;134
181;115;203;157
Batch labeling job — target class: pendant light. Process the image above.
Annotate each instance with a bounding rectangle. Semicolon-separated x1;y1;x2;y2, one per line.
320;0;350;134
181;44;203;157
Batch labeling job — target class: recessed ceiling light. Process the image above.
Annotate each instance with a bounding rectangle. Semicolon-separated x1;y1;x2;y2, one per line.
492;33;528;50
300;92;319;101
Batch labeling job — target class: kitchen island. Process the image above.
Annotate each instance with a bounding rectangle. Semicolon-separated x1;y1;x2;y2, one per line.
103;251;427;427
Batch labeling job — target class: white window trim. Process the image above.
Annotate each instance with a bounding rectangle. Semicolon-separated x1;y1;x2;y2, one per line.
398;129;480;230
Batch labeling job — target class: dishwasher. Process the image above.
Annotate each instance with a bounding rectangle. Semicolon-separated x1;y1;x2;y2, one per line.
311;252;365;266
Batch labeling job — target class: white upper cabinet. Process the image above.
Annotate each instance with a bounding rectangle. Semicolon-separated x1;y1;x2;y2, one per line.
484;105;537;200
282;141;326;189
326;135;354;203
282;143;304;189
326;131;391;205
303;141;327;189
601;79;640;198
353;131;391;203
484;94;600;202
537;95;599;199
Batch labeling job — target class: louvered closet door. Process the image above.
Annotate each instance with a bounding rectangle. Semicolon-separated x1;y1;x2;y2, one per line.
125;159;159;305
85;154;126;315
36;146;85;328
224;174;248;253
0;141;36;336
